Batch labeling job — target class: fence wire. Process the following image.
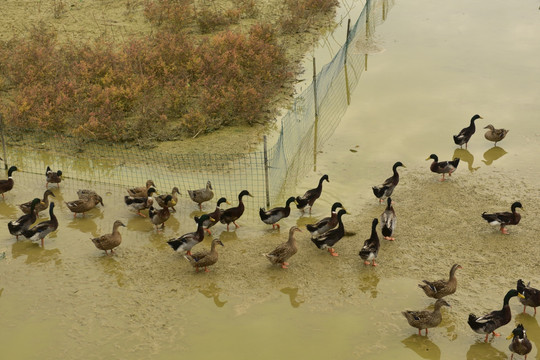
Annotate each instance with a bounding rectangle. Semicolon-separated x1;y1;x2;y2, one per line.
1;0;393;209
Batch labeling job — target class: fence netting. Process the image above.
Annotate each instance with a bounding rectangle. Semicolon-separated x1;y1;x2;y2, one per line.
1;0;393;208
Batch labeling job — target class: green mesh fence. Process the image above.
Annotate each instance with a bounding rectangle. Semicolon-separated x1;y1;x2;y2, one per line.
0;0;393;209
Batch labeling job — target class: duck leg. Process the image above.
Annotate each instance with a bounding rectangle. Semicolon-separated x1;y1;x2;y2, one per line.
500;226;509;235
204;228;212;235
328;248;339;257
492;331;501;337
41;238;44;248
281;263;288;269
204;267;210;272
371;260;378;267
523;305;527;313
440;174;445;182
233;221;240;229
484;334;489;343
384;236;395;241
364;261;370;265
137;211;147;218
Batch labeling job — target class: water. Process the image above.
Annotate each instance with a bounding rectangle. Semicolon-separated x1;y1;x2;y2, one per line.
1;0;540;359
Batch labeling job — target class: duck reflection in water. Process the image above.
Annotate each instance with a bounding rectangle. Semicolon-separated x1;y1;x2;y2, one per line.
219;229;238;243
97;255;126;287
401;334;441;360
358;270;380;298
11;240;61;265
482;147;507;166
466;341;507;360
199;283;227;307
280;287;304;308
453;149;480;172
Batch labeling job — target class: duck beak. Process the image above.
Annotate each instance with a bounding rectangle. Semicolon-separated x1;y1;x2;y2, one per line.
226;201;231;205
209;217;215;222
425;157;431;161
518;293;525;299
506;333;514;340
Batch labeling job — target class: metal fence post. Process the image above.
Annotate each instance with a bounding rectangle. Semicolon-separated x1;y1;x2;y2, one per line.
263;135;270;208
344;18;351;106
0;113;7;169
312;57;319;172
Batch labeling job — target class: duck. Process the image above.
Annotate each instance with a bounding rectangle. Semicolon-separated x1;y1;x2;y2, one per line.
296;174;329;214
468;289;524;342
306;202;345;238
22;202;58;247
311;209;348;256
124;187;157;217
8;198;41;240
45;166;62;188
90;220;126;255
65;194;98;217
418;264;462;299
184;238;224;272
194;197;230;235
263;226;301;268
402;299;451;336
516;279;540;315
77;189;104;207
372;162;405;203
259;196;296;229
220;190;253;231
380;197;397;241
426;154;460;181
507;324;532;360
19;189;55;215
359;218;380;266
156;187;179;212
127;180;156;198
484;124;509;146
481;201;523;234
167;214;213;255
149;195;173;231
188;180;214;210
0;166;19;199
453;114;483;149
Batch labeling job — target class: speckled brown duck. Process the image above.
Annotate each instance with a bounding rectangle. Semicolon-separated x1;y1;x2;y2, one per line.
419;264;462;299
156;187;179;212
484;124;509;146
220;190;252;231
295;174;329;214
127;180;156;198
402;299;450;336
264;226;301;268
65;194;97;217
149;195;173;231
19;189;55;215
91;220;126;255
185;238;224;272
188;181;214;210
77;189;104;207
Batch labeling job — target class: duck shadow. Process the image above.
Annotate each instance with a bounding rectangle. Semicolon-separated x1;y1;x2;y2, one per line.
466;341;507;359
280;287;304;308
11;240;61;265
452;149;480;172
482;146;507;166
198;282;227;308
401;334;441;360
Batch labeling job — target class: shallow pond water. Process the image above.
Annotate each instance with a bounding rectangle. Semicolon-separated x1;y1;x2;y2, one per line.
1;0;540;359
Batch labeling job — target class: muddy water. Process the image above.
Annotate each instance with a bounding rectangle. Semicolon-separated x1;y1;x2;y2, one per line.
1;0;540;359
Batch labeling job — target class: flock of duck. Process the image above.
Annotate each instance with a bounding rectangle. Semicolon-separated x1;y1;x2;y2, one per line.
0;114;533;357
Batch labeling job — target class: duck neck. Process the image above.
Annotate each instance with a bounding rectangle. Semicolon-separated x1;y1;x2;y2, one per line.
288;230;297;245
503;291;517;307
449;265;459;280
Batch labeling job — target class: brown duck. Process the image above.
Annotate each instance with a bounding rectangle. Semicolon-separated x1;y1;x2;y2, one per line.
0;166;19;199
77;189;104;207
185;238;224;272
65;195;97;217
220;190;253;231
482;201;523;234
419;264;462;299
263;226;301;269
517;279;540;315
156;187;179;212
149;195;173;231
91;220;126;255
484;124;509;146
295;174;329;214
127;180;156;198
45;166;63;188
402;299;451;335
188;180;214;210
19;189;55;215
